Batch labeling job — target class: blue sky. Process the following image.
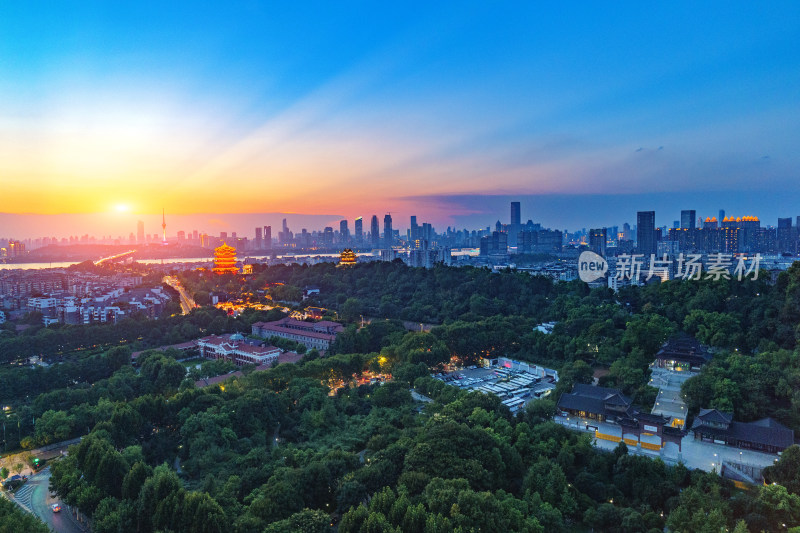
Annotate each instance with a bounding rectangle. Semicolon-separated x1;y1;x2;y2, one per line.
1;2;799;235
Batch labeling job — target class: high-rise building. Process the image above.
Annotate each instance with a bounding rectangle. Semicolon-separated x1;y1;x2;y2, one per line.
370;216;380;248
383;214;393;247
280;219;291;244
636;211;656;255
137;220;145;243
510;202;521;226
264;226;271;249
510;202;521;246
255;227;263;250
479;231;508;256
354;217;363;243
323;227;334;245
622;222;632;241
777;218;794;253
8;240;25;257
589;228;607;256
680;210;696;230
161;209;167;243
719;210;726;224
339;220;349;243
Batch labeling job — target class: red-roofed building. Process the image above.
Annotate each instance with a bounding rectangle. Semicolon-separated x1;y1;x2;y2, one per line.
251;318;343;350
197;333;281;366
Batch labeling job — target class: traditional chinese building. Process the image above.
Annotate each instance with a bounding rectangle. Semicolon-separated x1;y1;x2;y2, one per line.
338;248;357;266
558;384;684;451
212;243;239;275
691;409;796;454
653;334;711;371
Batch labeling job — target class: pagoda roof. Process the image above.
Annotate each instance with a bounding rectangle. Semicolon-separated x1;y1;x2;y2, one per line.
215;243;237;253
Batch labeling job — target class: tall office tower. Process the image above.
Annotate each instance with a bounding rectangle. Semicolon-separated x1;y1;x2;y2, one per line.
673;221;680;229
192;230;199;243
354;217;363;243
263;226;271;249
383;214;393;247
323;227;334;245
280;218;290;244
161;208;167;243
255;227;263;250
719;210;726;224
370;215;380;247
422;222;433;247
177;231;185;241
339;220;349;243
510;202;521;226
681;210;696;230
636;211;656;255
410;216;419;248
777;218;794;253
137;220;145;243
220;232;228;241
510;202;521;246
588;228;607;256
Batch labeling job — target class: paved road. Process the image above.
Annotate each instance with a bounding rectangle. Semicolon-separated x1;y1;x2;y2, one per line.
163;275;196;314
12;467;85;533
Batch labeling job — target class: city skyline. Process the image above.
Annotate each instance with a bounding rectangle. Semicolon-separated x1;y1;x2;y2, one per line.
3;196;800;243
1;3;799;225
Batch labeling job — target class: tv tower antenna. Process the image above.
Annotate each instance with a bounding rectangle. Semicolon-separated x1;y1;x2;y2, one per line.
162;208;167;244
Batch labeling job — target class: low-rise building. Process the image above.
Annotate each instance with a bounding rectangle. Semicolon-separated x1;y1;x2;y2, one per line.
654;335;711;371
558;384;684;451
197;333;281;366
251;318;343;350
690;408;796;454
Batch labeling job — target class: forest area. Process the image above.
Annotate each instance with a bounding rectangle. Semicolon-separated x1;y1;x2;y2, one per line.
1;261;800;531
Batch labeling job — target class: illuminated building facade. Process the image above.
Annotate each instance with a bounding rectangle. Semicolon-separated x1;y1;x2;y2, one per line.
212;243;239;275
338;248;357;266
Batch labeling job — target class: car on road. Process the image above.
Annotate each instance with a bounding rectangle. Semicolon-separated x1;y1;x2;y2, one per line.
51;503;61;513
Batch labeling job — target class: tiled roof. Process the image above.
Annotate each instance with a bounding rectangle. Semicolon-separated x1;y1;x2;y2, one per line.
693;416;794;449
696;408;733;425
253;323;337;341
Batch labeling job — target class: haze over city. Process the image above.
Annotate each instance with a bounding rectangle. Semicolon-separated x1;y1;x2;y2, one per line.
2;2;799;238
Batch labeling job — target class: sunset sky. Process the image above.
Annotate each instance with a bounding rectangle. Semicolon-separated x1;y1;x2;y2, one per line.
2;2;799;235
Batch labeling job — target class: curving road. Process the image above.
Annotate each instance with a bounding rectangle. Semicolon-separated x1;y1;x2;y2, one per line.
13;467;85;533
164;275;196;315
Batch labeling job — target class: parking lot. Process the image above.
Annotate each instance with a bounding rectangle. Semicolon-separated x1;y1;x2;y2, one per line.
433;361;557;412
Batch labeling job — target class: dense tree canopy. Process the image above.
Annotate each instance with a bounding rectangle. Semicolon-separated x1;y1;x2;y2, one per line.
3;260;800;530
